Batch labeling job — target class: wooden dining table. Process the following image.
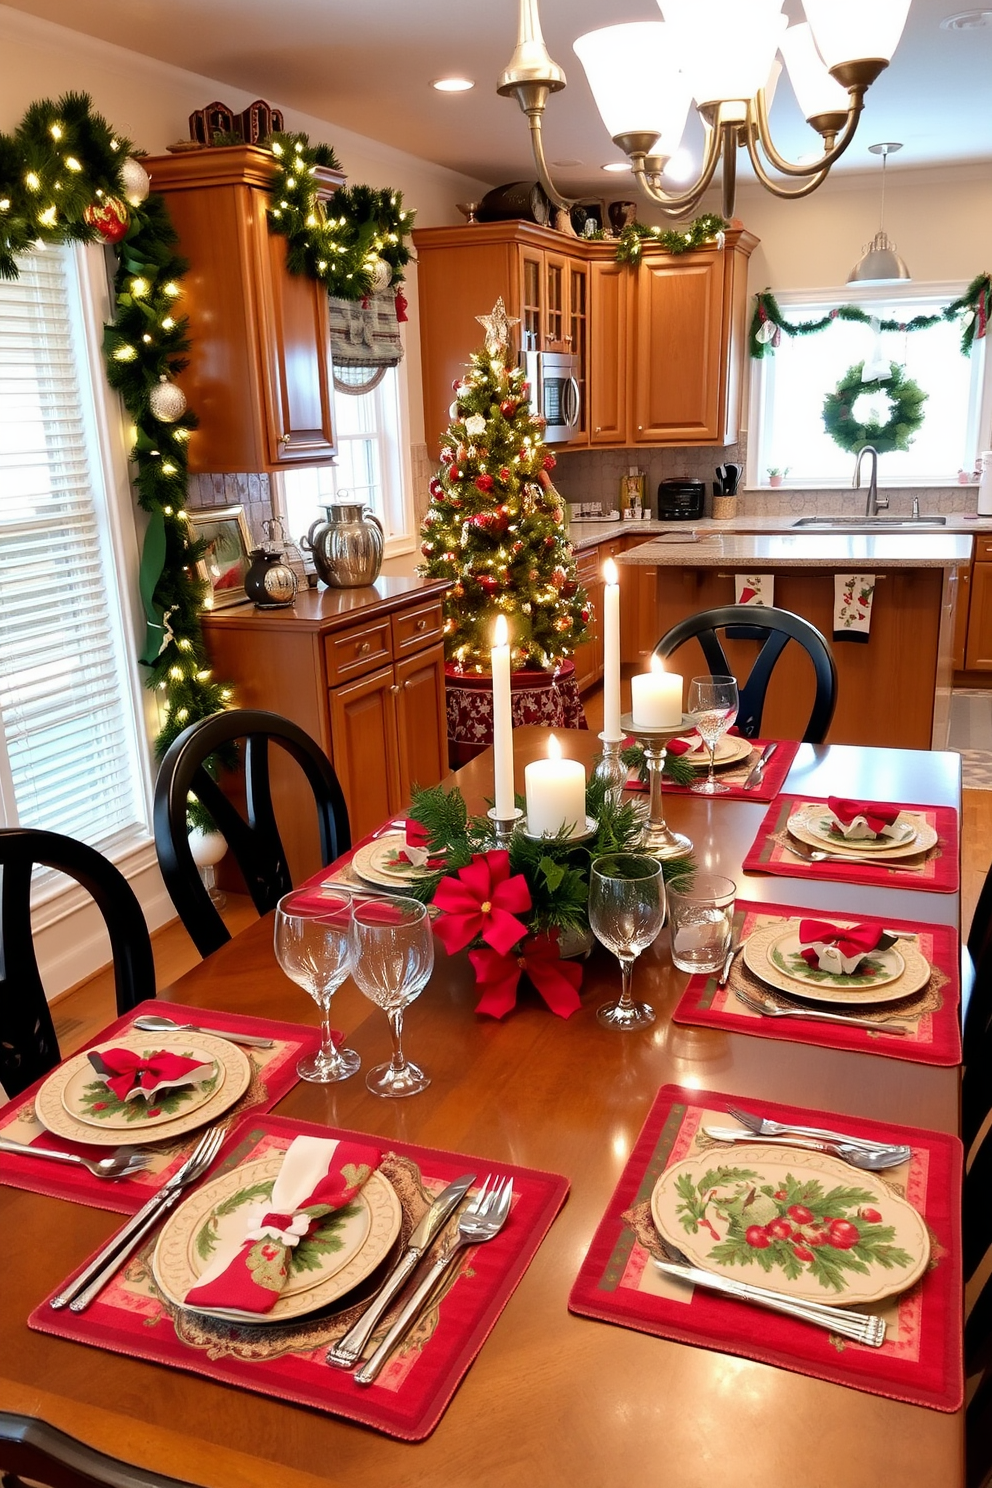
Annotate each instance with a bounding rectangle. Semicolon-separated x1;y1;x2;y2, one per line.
1;727;964;1488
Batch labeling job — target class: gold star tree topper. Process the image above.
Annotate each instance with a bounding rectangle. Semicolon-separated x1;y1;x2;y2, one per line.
476;297;520;355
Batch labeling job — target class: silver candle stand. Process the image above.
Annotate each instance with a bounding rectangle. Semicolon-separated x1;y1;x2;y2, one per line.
486;806;525;849
620;713;694;860
593;732;627;810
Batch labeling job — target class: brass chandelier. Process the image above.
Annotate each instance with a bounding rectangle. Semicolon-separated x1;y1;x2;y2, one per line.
498;0;911;220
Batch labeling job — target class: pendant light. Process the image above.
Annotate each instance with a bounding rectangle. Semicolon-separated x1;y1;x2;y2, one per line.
848;141;911;284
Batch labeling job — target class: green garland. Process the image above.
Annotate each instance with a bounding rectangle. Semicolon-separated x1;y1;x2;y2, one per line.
0;93;232;825
607;214;729;265
263;132;415;301
750;277;992;360
821;361;927;456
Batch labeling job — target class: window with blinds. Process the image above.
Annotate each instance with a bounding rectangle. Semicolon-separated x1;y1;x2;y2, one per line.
0;245;146;851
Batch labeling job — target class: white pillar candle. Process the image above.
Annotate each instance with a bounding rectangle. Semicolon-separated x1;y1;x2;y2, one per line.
602;557;622;741
524;734;586;837
491;614;514;820
631;655;683;729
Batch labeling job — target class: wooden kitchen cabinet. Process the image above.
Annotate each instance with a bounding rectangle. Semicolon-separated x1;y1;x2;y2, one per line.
588;260;629;445
952;561;972;671
965;541;992;671
145;146;342;474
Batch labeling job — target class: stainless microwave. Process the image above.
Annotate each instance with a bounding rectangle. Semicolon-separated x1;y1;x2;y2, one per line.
522;350;581;445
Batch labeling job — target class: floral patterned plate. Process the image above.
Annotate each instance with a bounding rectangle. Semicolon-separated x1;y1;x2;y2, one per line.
35;1033;251;1147
651;1145;930;1306
681;735;753;770
352;834;435;890
61;1040;223;1130
742;921;931;1005
786;803;937;861
152;1155;402;1323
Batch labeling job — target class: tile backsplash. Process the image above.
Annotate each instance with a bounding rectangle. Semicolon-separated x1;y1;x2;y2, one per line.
557;437;748;514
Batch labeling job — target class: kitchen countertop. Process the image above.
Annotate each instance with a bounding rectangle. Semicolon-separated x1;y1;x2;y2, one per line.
615;531;973;568
566;512;991;552
201;573;446;632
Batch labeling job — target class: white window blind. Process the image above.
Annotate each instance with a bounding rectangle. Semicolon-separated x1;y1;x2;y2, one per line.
0;246;145;850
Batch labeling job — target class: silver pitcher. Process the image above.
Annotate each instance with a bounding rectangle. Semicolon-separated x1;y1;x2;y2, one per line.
304;499;384;588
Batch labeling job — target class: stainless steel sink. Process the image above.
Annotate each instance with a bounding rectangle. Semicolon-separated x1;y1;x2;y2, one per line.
792;515;947;528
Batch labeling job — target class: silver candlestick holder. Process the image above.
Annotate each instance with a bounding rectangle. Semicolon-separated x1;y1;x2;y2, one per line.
486;806;525;849
620;713;694;861
594;732;627;810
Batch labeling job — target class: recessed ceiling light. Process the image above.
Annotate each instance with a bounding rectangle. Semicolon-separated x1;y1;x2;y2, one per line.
602;161;631;173
552;159;583;168
431;76;475;92
941;8;992;26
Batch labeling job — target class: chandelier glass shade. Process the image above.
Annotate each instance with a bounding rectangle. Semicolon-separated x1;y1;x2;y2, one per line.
498;0;912;219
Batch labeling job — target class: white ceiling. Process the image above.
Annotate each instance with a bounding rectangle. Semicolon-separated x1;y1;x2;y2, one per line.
5;0;991;196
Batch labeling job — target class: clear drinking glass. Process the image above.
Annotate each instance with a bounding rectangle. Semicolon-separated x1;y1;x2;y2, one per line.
588;854;667;1030
273;891;361;1083
667;874;736;974
349;897;434;1097
688;675;739;795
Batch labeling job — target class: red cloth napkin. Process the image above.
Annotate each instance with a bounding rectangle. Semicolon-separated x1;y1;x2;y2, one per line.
86;1048;213;1102
798;918;884;965
666;725;741;757
184;1135;380;1315
827;797;901;834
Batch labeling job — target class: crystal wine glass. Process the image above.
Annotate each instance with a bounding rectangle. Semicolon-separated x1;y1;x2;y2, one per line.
688;675;739;795
273;891;361;1083
349;897;434;1097
588;854;667;1030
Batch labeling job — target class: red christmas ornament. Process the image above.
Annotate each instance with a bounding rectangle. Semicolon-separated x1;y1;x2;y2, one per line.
428;476;444;499
511;541;524;556
451;468;465;482
500;399;517;418
520;382;531;398
499;467;511;483
581;606;590;622
395;290;408;323
84;196;129;243
440;447;454;465
421;542;434;556
475;473;494;493
477;576;500;596
542;452;557;471
562;580;578;597
544;536;555;548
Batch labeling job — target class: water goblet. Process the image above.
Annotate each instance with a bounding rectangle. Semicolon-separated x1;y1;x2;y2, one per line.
273;891;361;1083
349;897;434;1097
688;675;739;795
588;854;667;1030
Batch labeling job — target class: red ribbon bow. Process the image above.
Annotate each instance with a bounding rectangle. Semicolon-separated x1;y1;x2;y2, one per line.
432;850;532;956
404;818;430;849
87;1047;213;1103
798;918;884;965
827;797;901;834
469;930;583;1019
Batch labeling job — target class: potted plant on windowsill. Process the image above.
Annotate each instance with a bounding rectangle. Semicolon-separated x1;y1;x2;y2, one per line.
766;466;789;488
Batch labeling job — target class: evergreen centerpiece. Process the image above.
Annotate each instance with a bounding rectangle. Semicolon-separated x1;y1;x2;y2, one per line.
418;299;590;672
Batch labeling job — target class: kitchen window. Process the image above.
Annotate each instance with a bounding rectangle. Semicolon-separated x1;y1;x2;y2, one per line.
278;365;414;555
0;243;149;857
749;282;990;487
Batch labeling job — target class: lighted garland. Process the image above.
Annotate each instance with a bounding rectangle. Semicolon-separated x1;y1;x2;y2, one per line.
263;132;414;300
605;214;729;265
751;277;992;360
821;361;927;456
0;93;233;820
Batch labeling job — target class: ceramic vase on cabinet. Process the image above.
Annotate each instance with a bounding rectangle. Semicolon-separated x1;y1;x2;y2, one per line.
305;501;384;588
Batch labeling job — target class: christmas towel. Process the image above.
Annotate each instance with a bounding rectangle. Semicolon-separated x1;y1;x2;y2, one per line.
734;573;774;606
834;573;876;642
184;1135;380;1314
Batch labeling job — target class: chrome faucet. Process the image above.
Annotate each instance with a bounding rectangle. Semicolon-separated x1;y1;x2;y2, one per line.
853;445;888;517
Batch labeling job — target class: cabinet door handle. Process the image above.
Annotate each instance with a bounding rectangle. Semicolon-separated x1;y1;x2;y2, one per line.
357;640;371;655
390;683;401;695
280;433;291;445
415;618;427;631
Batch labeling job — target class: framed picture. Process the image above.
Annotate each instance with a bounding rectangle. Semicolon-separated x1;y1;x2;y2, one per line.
188;505;253;610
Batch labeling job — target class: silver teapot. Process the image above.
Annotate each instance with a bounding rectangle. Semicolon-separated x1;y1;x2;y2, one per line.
304;498;384;588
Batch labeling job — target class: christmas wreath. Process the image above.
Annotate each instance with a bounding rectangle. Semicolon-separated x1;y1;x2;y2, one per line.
821;361;927;456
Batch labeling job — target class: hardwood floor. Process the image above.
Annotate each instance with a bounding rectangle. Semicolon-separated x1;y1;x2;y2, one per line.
49;680;992;1059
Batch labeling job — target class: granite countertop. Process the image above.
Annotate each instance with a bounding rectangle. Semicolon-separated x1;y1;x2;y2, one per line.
566;512;992;552
201;573;446;631
615;531;973;568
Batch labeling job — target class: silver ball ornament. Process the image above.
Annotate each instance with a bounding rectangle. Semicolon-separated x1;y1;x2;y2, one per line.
149;375;187;423
120;157;151;206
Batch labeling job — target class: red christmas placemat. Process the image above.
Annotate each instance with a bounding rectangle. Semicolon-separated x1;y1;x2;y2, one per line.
0;1001;318;1214
742;796;959;892
30;1114;569;1442
627;738;800;804
569;1084;962;1412
672;901;961;1067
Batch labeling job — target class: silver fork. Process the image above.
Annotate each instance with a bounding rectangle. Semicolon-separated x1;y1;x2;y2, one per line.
653;1239;886;1347
0;1138;151;1180
51;1124;226;1312
354;1175;514;1386
734;985;908;1035
726;1103;912;1162
780;840;922;868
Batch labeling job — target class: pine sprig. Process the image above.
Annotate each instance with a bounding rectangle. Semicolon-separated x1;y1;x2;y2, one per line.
621;742;696;787
607;213;728;264
751;278;992;360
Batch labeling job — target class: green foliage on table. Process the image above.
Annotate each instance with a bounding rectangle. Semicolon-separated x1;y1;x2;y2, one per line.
821;361;927;456
750;276;992;360
621;742;696;787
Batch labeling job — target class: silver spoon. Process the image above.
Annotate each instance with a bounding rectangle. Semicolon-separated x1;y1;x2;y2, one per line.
133;1014;274;1049
0;1138;151;1179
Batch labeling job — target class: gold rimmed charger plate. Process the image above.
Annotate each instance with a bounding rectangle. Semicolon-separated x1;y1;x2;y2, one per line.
36;1033;251;1147
351;833;435;891
61;1040;224;1131
786;803;937;861
152;1155;402;1324
651;1146;930;1307
742;921;931;1005
681;735;753;770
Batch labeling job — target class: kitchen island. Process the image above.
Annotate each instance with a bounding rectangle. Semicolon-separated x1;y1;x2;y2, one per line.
617;531;973;749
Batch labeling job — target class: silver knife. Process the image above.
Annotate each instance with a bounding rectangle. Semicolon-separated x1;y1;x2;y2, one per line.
717;930;741;989
326;1172;475;1368
743;743;776;790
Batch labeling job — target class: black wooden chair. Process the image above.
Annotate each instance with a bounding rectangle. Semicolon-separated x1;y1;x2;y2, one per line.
0;1412;197;1488
153;709;350;960
965;1098;992;1487
0;829;155;1100
653;604;838;743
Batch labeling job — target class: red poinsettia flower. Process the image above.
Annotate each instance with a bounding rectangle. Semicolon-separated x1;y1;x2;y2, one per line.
468;930;583;1020
431;849;531;956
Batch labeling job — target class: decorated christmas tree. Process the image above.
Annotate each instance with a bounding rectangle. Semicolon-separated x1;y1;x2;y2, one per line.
419;299;590;672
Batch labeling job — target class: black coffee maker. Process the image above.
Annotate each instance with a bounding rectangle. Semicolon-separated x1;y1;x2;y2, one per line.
656;478;705;520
